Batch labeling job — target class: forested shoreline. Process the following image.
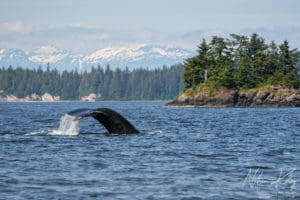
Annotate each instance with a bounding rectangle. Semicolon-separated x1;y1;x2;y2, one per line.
167;33;300;107
0;65;184;100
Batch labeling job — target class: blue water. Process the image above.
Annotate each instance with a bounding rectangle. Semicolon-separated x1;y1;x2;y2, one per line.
0;102;299;199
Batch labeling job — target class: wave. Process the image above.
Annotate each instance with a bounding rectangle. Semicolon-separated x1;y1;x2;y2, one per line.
147;130;164;134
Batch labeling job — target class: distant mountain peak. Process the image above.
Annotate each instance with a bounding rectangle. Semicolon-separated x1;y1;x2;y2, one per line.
29;45;69;63
0;44;193;71
85;44;192;63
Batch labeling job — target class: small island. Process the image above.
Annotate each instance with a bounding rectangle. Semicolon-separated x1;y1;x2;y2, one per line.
166;33;300;107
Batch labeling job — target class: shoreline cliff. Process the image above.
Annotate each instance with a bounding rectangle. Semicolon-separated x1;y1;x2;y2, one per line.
166;86;300;107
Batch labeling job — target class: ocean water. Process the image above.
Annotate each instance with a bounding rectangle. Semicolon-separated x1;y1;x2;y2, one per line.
0;102;299;200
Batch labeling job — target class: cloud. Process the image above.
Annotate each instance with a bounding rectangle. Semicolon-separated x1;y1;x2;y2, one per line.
0;21;299;53
169;27;300;49
0;21;31;34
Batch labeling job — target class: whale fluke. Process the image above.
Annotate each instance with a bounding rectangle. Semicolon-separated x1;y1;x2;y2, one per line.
67;108;139;134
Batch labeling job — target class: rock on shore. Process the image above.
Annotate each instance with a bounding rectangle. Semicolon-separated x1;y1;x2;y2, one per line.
41;93;60;102
0;93;60;102
80;93;97;102
166;86;300;107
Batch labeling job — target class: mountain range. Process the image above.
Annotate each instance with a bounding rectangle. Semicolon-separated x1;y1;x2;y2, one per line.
0;44;193;71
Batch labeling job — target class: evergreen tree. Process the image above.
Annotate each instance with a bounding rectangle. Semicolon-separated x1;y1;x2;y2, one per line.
183;39;209;87
278;40;300;87
182;33;300;90
207;36;235;88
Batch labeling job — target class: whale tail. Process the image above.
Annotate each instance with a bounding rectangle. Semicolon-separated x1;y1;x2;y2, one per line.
67;108;139;134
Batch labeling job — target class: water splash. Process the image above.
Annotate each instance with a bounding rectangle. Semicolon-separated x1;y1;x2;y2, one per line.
50;114;80;135
26;114;80;136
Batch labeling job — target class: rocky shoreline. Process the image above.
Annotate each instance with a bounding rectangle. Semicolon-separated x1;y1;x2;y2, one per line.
0;93;60;102
0;92;98;102
166;86;300;107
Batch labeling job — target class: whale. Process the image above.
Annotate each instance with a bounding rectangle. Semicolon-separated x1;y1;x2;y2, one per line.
67;108;139;134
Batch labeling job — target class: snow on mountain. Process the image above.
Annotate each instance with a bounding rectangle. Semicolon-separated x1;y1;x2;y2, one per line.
83;44;192;69
28;46;83;71
0;44;193;71
0;49;5;59
86;45;144;61
0;48;35;68
29;46;68;63
85;44;189;61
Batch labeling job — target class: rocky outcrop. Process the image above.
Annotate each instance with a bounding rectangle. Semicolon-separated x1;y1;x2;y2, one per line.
166;86;300;107
0;93;60;102
41;93;60;102
31;93;41;101
81;93;97;102
6;95;20;102
236;87;300;107
0;94;29;102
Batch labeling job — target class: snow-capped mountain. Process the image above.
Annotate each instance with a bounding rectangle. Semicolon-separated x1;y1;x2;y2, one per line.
29;46;69;63
83;44;192;69
28;46;82;71
0;48;35;68
0;44;193;71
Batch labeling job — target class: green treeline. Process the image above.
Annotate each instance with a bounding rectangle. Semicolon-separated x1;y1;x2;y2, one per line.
0;65;184;100
183;33;300;91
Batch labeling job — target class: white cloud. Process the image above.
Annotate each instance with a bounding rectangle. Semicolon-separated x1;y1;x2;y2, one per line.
69;23;103;30
1;21;31;34
0;21;299;53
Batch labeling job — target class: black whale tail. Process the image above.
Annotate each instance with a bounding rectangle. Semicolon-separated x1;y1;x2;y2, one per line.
67;108;139;134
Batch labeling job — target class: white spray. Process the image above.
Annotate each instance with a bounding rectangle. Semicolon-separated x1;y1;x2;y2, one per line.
26;114;80;136
51;114;80;135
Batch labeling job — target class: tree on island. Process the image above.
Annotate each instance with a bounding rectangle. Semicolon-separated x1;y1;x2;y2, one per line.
183;33;300;91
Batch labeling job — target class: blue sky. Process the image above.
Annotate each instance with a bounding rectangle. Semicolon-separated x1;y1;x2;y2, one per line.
1;0;300;52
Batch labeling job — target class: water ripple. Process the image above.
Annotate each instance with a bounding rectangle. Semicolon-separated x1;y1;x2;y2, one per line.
0;102;299;199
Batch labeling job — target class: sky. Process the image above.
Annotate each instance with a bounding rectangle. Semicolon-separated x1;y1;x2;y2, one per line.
1;0;300;53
